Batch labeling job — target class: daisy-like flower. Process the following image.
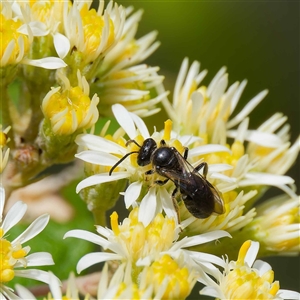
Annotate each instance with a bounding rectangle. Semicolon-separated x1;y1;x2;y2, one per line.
0;2;31;67
98;254;198;300
16;0;70;61
63;0;125;65
97;262;155;299
0;186;55;299
93;7;163;116
95;64;167;117
0;125;11;173
0;2;66;70
41;69;99;135
15;271;88;300
243;194;300;256
64;207;231;279
75;103;231;226
200;240;300;300
159;58;298;198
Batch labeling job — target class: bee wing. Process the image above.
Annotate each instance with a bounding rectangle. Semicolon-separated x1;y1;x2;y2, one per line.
208;182;226;214
173;148;225;214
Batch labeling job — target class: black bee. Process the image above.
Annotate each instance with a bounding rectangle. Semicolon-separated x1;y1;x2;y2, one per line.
109;138;225;218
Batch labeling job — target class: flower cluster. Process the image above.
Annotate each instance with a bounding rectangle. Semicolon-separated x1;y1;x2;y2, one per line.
1;0;299;299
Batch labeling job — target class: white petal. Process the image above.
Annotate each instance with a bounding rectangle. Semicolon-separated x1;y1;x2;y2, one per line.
0;186;5;221
189;144;231;157
77;252;123;274
129;112;150;138
159;187;178;220
23;252;54;267
178;135;202;147
1;201;27;234
244;240;259;267
277;290;300;299
242;173;294;185
64;229;111;249
1;287;22;300
208;164;233;173
200;286;222;298
76;172;130;193
14;269;51;284
75;150;119;166
49;272;63;299
186;250;227;268
124;181;142;208
112;104;137;139
12;214;49;245
179;230;231;248
75;134;126;154
138;187;157;226
53;32;70;59
22;57;67;69
15;284;36;299
227;89;268;128
227;130;283;147
253;259;271;276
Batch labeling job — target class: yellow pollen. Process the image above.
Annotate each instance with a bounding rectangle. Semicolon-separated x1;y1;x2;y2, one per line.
113;208;176;263
110;211;120;235
223;241;282;299
163;119;173;141
12;248;27;259
148;254;192;299
0;239;24;283
43;86;92;135
0;14;29;66
80;5;114;55
231;141;245;158
0;228;4;238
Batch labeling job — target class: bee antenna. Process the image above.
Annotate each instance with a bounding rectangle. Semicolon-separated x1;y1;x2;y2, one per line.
109;151;139;175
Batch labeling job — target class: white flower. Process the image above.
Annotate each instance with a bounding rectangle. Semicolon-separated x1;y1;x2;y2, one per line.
0;186;55;300
15;272;82;300
158;58;298;199
64;208;231;277
200;240;300;300
247;194;300;255
62;0;126;64
75;104;230;226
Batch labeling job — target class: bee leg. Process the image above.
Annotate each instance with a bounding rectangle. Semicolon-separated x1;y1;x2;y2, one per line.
183;147;189;159
194;162;208;178
126;139;141;147
171;187;182;226
160;139;166;146
154;179;169;185
145;169;155;175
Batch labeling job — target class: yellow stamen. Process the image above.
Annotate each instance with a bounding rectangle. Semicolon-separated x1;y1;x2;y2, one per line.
80;4;114;56
0;14;29;66
163;119;173;141
110;211;120;235
237;240;251;265
148;254;193;299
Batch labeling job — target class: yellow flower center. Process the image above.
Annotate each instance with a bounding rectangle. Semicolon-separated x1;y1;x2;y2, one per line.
147;254;193;299
0;14;29;66
0;238;27;283
43;86;93;135
80;4;114;55
222;240;280;299
110;209;176;263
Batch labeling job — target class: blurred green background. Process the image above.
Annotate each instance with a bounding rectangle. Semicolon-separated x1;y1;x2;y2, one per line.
7;1;299;299
115;1;300;299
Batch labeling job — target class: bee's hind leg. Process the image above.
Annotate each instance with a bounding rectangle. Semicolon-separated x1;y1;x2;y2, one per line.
194;162;208;178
